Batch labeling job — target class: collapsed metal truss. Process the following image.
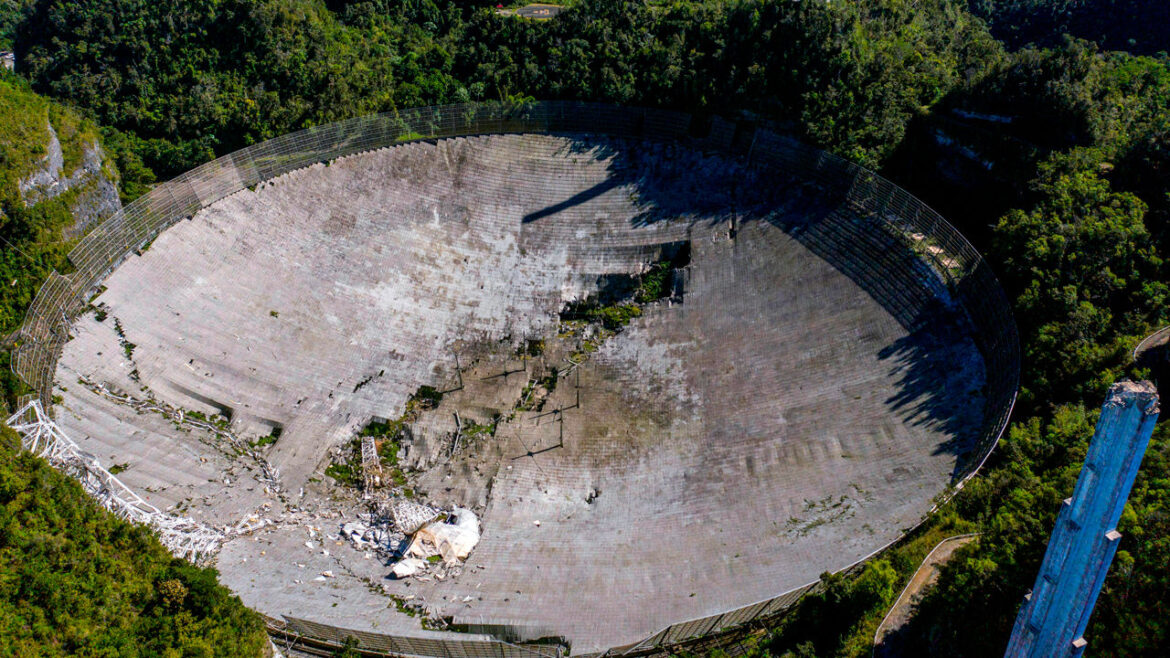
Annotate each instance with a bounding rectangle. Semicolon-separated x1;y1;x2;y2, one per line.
385;498;441;535
5;399;225;561
361;435;381;492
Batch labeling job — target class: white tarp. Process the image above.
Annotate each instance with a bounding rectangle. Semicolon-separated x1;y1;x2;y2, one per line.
408;507;480;564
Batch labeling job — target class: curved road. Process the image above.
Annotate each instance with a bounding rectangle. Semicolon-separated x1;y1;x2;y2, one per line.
873;534;980;656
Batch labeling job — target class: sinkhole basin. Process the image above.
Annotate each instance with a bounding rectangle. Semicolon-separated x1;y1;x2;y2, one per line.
47;107;1016;655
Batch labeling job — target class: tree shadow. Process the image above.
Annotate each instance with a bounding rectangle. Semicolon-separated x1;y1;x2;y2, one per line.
876;303;987;479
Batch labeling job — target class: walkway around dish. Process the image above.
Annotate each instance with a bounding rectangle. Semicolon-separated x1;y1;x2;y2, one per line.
872;533;979;656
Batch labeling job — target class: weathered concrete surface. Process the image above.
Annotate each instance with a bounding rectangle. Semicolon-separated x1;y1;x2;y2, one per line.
53;134;986;652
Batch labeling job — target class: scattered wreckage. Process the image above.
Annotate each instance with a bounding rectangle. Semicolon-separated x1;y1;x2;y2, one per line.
339;497;481;581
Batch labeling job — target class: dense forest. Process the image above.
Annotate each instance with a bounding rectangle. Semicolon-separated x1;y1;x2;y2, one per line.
0;0;1169;655
0;426;268;656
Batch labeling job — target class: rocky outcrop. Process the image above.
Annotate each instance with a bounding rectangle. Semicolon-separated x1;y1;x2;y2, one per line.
18;120;121;238
18;122;66;199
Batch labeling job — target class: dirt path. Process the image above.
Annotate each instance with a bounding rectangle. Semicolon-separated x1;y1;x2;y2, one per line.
873;534;979;656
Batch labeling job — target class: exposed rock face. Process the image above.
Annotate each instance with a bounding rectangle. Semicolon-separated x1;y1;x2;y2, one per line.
18;120;121;237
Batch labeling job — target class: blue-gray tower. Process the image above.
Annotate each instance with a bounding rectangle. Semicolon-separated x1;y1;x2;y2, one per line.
1005;380;1159;657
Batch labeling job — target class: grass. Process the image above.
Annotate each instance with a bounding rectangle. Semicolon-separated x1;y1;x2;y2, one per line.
376;436;400;466
561;299;642;331
48;102;100;175
324;460;360;488
0;76;52;204
408;385;444;410
635;261;674;303
0;76;105;207
462;416;499;439
250;430;279;448
516;371;558;412
112;318;136;360
183;409;232;432
556;251;687;363
328;384;445;489
518;338;545;357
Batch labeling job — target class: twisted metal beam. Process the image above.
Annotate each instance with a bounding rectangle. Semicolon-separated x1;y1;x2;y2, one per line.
4;399;224;561
361;435;381;492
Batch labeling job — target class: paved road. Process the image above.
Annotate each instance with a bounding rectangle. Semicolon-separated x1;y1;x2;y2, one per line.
873;534;979;656
497;4;564;20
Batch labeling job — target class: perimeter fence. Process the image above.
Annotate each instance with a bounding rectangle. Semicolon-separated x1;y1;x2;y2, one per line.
8;101;1019;658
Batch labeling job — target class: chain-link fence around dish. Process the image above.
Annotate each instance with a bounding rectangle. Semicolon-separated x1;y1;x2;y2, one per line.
9;101;1019;658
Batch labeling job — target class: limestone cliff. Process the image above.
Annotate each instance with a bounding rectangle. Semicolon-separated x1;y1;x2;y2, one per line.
0;78;123;337
17;120;121;238
1;78;122;237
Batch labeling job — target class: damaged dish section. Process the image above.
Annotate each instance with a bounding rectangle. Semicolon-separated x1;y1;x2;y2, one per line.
340;498;481;581
392;507;481;579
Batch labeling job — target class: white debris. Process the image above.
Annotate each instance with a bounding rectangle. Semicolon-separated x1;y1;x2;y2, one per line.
392;557;427;579
342;521;367;540
408;507;481;564
321;570;334;578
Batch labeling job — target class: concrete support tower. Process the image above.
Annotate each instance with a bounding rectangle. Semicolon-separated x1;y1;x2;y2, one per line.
1005;380;1159;657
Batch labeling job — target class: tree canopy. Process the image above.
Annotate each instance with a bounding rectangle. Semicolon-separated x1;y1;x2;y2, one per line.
0;426;268;657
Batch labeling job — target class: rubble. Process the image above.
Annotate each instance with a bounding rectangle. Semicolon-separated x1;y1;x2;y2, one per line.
338;516;406;554
407;507;480;565
391;558;426;579
386;498;442;534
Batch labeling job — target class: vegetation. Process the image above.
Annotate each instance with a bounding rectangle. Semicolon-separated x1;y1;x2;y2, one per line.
327;385;444;487
754;35;1170;658
966;1;1170;56
516;371;558;413
324;454;361;488
0;0;34;50
2;0;1170;655
14;0;467;178
0;426;268;656
250;428;280;448
0;77;81;341
461;417;498;439
0;73;116;407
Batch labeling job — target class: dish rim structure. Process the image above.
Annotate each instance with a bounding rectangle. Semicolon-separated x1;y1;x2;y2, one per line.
6;101;1019;658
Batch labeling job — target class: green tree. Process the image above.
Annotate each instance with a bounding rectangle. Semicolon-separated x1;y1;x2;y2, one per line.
0;430;269;656
994;157;1165;409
